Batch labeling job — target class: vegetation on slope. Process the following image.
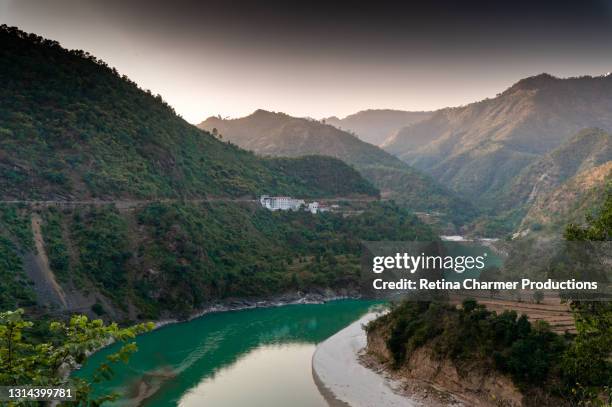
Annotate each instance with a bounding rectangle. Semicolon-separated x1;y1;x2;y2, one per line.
200;110;478;225
503;128;611;208
0;205;35;311
264;155;379;198
384;74;612;210
29;201;433;319
0;25;375;200
0;237;35;311
367;189;612;405
467;129;611;236
518;163;611;234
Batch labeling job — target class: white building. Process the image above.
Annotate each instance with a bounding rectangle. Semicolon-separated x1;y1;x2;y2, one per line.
260;195;305;211
307;202;319;214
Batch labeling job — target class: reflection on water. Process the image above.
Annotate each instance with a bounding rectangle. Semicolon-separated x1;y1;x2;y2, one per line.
75;300;376;406
179;344;326;407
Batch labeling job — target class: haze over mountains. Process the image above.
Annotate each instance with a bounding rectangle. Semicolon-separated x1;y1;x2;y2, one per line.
2;24;610;242
323;109;432;146
199;110;478;224
201;73;612;235
382;74;612;210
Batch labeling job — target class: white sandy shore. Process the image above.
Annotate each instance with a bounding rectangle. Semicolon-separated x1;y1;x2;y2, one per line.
312;312;418;407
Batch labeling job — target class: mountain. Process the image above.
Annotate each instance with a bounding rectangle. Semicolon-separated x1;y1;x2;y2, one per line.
0;26;441;320
323;109;432;146
383;74;612;208
503;129;612;211
199;110;478;224
0;25;375;201
518;162;611;234
519;161;612;233
466;129;612;236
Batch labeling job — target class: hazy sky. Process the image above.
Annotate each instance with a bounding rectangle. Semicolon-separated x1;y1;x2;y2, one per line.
2;0;612;123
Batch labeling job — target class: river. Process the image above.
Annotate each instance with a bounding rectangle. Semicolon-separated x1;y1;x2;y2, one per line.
75;300;378;406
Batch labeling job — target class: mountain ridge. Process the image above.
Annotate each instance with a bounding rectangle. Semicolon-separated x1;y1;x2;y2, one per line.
0;25;437;319
502;128;612;210
199;109;478;224
383;73;612;208
323;109;432;146
0;25;375;201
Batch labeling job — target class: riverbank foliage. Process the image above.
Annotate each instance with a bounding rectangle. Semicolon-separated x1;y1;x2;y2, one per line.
369;190;612;405
0;308;152;405
0;201;436;320
372;300;567;390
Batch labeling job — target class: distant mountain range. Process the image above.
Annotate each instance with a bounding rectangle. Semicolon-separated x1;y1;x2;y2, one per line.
323;109;432;146
382;74;612;211
198;73;612;236
199;110;478;224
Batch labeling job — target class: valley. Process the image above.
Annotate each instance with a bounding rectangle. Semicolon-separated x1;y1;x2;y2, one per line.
0;17;610;407
380;74;612;233
199;110;479;226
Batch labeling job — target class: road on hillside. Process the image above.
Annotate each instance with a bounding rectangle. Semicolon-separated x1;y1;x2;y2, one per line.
0;196;381;209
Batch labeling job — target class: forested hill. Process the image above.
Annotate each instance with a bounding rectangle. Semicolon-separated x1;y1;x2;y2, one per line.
503;128;612;210
199;110;478;224
0;26;415;320
383;73;612;209
508;129;612;234
0;25;375;200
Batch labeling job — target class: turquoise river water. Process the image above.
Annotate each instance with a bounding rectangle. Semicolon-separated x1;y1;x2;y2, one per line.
75;300;378;406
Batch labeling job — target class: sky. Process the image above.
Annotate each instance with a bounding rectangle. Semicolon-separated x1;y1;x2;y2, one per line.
2;0;612;123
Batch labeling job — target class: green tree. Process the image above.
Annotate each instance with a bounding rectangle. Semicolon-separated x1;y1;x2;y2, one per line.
565;192;611;241
0;309;153;406
562;191;611;404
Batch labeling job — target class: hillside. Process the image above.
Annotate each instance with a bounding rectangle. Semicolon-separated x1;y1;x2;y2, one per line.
323;109;432;146
478;129;612;235
518;162;612;234
365;197;612;406
199;110;478;224
383;74;612;208
0;25;375;201
366;300;569;406
0;201;436;318
502;129;612;208
0;26;440;320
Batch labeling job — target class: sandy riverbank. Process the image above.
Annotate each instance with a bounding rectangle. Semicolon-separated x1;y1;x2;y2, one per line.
312;311;419;407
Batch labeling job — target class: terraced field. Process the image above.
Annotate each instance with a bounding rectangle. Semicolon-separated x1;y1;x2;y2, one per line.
451;294;576;334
